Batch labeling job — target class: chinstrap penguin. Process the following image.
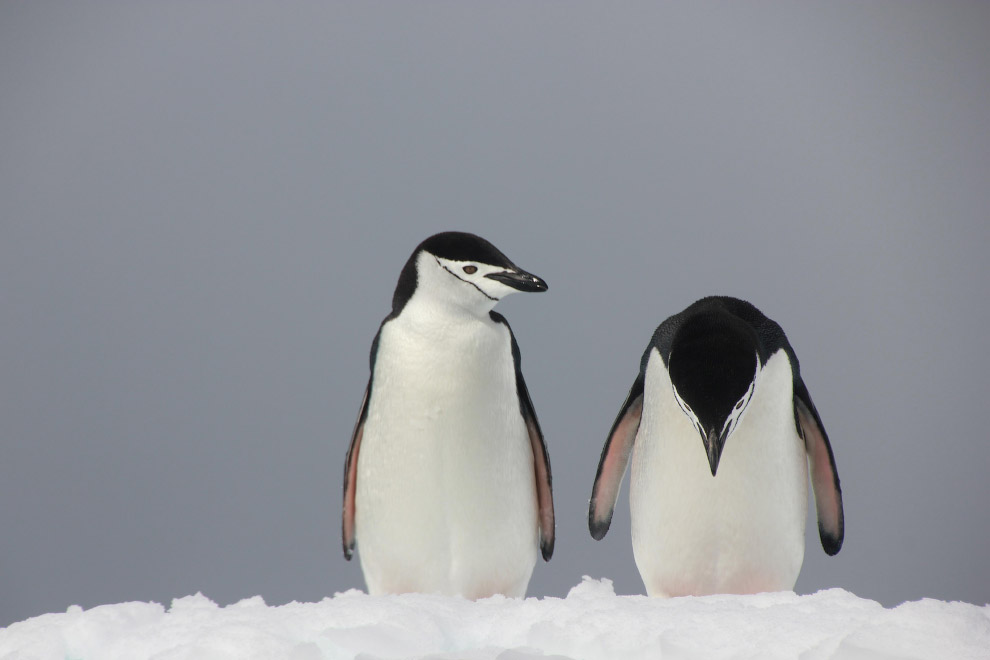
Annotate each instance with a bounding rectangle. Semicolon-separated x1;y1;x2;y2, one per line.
342;231;554;598
588;296;843;596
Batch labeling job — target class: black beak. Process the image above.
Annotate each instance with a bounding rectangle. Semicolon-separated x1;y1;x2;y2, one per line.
702;426;727;476
485;269;548;293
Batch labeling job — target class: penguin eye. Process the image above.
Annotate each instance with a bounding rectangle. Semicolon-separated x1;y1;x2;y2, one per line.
462;265;478;275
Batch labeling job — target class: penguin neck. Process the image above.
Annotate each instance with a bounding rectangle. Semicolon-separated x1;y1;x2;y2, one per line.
404;290;498;326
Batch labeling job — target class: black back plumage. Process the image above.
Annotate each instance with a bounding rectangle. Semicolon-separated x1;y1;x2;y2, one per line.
648;296;790;370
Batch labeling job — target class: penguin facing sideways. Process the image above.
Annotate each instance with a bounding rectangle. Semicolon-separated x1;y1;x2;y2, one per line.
342;231;554;598
588;296;843;597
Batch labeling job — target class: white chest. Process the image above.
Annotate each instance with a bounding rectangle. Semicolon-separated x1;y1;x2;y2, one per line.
354;307;538;597
629;350;809;596
370;310;520;430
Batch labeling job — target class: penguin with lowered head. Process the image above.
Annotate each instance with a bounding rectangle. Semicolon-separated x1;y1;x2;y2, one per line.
589;296;843;597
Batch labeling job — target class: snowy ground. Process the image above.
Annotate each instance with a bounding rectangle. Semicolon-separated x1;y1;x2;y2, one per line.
2;578;988;660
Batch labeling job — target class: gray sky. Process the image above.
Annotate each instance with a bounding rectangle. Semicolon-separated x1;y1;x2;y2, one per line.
2;1;988;627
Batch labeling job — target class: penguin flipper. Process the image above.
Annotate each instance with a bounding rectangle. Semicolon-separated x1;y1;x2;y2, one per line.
795;383;844;555
491;311;555;561
521;380;555;562
589;374;644;540
342;380;370;561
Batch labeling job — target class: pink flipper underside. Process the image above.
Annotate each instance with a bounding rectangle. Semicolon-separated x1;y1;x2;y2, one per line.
342;387;368;559
591;394;644;532
526;416;555;557
796;398;843;551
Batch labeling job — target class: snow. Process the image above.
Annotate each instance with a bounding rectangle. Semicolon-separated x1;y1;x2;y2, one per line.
2;578;988;660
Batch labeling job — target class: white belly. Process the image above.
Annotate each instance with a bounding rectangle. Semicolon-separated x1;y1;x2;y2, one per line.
629;351;808;596
354;313;538;598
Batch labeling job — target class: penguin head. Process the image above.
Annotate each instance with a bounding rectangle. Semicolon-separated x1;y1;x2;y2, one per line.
393;232;547;315
667;309;760;476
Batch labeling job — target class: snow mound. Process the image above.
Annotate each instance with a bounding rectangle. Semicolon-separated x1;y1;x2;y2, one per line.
2;577;988;660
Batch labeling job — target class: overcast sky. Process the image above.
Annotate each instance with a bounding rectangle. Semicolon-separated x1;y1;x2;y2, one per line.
2;1;988;627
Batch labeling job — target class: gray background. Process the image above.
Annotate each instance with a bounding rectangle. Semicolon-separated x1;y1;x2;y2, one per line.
2;1;988;627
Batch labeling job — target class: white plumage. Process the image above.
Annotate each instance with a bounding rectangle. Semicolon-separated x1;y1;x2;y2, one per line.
356;297;539;597
630;350;807;596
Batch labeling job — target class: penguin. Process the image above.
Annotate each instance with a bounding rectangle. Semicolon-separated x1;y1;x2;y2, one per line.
588;296;843;597
342;231;554;599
